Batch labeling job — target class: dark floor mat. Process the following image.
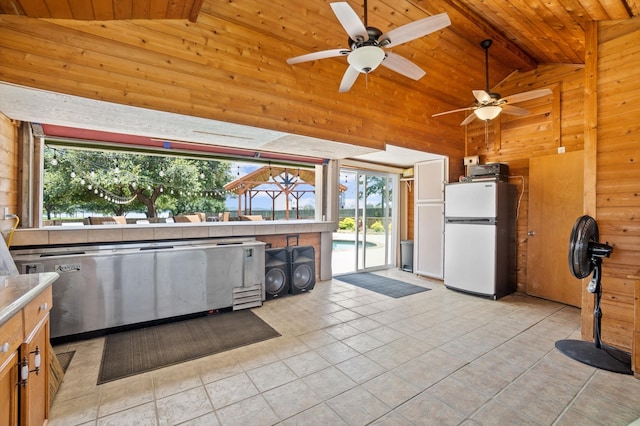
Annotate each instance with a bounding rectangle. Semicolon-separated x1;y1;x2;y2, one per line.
336;273;430;298
57;351;75;372
98;310;280;384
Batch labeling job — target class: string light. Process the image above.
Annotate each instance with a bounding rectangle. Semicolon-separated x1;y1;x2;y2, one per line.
44;147;245;207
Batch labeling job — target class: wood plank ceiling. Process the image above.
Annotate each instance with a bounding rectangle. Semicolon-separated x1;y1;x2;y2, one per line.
0;0;638;160
0;0;204;22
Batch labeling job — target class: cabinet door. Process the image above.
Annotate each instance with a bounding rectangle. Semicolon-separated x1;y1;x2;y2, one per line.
414;158;447;279
0;352;19;426
415;159;447;203
414;203;445;279
20;317;49;426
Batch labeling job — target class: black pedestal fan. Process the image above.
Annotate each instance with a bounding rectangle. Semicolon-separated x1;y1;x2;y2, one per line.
555;215;633;374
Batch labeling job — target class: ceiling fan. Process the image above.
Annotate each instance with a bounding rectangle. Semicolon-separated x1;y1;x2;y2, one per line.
432;39;552;125
286;1;451;92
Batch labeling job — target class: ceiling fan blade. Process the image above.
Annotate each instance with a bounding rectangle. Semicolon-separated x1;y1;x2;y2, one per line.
330;2;369;42
501;104;529;116
432;106;474;117
473;90;492;104
380;13;451;48
339;66;360;92
501;88;553;104
460;113;478;126
380;52;425;80
287;49;350;65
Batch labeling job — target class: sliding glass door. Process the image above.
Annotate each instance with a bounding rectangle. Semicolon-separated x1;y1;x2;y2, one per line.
333;168;397;275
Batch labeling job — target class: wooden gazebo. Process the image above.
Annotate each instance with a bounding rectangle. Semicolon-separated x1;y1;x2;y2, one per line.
224;166;345;220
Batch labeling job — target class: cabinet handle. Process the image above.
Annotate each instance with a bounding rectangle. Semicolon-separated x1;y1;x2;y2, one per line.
0;342;9;353
32;346;41;372
39;302;48;311
19;357;29;387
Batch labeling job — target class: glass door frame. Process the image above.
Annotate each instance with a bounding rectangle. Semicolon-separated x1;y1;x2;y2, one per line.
334;167;399;275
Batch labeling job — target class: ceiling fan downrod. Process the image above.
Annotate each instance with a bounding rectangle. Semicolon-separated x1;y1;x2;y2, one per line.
481;39;492;94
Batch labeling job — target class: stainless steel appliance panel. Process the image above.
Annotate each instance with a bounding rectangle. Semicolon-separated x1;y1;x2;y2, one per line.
12;239;265;338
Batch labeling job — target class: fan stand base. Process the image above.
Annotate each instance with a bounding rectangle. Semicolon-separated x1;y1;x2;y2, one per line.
555;339;632;375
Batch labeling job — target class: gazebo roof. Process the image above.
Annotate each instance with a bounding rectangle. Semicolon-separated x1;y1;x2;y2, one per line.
224;166;346;194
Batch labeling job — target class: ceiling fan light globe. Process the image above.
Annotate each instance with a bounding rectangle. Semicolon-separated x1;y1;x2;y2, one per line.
347;46;385;73
474;105;502;121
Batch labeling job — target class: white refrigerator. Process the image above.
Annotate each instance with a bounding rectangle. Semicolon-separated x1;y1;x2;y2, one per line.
444;181;516;299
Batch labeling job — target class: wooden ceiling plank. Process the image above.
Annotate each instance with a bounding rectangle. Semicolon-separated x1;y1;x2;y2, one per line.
481;0;580;64
43;0;72;18
596;0;633;18
439;0;538;70
18;0;50;17
0;0;26;15
149;1;168;19
517;0;585;63
165;0;186;19
67;0;94;20
188;0;204;22
573;0;611;20
91;0;112;20
113;0;132;20
202;0;352;53
131;0;150;19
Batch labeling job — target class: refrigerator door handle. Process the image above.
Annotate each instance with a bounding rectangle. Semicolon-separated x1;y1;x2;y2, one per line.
445;218;496;225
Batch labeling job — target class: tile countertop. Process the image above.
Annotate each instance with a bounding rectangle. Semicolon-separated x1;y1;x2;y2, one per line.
9;220;338;247
0;272;59;327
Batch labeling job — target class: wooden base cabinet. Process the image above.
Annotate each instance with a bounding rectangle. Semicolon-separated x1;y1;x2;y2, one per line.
20;316;50;426
0;285;52;426
0;352;19;426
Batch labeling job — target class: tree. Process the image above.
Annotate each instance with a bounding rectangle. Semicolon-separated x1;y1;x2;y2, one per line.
44;146;232;218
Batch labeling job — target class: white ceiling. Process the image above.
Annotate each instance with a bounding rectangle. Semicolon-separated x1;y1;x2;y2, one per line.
0;82;443;168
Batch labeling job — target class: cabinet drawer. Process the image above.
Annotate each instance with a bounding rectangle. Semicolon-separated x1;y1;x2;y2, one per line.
23;286;52;334
0;313;23;368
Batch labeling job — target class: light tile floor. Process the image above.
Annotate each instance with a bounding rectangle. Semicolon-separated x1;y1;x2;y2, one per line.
50;270;640;425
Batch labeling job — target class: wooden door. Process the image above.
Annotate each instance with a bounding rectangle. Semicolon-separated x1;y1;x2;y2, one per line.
527;151;583;306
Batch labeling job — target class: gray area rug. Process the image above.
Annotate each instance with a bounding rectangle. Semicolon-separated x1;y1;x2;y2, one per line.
98;310;280;384
336;272;430;298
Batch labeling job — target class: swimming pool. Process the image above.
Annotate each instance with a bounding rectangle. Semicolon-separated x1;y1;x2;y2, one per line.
332;240;376;250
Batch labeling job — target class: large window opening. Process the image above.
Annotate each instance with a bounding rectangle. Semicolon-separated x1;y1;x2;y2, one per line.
42;143;317;225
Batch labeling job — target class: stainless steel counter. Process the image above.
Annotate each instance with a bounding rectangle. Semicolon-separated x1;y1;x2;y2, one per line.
11;239;265;339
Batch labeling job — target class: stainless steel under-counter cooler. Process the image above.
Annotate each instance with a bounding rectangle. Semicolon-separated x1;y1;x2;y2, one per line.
11;238;265;339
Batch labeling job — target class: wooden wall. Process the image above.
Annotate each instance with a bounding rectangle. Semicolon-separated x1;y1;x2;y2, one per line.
591;19;640;352
0;113;18;234
0;12;465;173
465;64;586;294
464;18;640;354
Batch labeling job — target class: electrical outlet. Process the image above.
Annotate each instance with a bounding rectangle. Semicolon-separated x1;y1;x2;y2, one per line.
558;146;566;154
464;155;479;166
